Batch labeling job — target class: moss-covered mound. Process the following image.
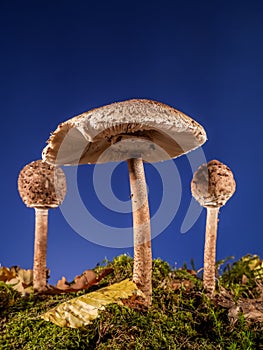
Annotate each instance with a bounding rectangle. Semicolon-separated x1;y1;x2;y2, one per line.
0;254;262;350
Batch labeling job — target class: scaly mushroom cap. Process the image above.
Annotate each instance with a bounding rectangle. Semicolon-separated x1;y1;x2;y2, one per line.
18;160;67;209
42;99;207;165
191;160;236;208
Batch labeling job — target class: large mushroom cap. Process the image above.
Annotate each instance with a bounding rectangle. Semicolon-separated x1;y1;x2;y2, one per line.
191;159;236;208
42;99;207;165
18;160;67;209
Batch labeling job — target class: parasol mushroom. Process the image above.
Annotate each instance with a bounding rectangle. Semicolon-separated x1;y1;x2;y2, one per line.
18;160;66;292
42;99;207;306
191;159;236;295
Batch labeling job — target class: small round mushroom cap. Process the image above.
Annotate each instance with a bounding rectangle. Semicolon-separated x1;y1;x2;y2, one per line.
42;99;207;165
191;160;236;208
18;160;67;209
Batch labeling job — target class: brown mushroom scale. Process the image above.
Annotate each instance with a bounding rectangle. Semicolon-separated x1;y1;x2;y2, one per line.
18;160;66;209
191;159;236;208
42;99;206;165
18;160;66;292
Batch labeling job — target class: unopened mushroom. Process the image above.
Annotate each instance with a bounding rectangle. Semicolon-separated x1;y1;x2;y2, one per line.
42;99;207;306
18;160;66;292
191;159;236;295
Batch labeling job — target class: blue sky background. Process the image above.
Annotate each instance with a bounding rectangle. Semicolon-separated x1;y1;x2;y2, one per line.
0;0;262;284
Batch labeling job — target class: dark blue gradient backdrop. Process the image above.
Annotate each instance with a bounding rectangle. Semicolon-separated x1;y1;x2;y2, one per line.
0;1;262;283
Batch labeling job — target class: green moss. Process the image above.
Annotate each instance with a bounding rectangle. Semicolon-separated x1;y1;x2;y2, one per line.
0;255;262;350
219;254;263;299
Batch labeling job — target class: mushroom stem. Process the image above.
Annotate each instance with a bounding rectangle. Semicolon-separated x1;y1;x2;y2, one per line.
33;208;49;292
203;207;219;295
127;158;152;306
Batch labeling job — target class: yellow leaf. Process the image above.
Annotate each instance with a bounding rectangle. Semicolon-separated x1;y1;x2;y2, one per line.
41;279;140;328
0;267;16;281
5;277;33;295
17;269;33;285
